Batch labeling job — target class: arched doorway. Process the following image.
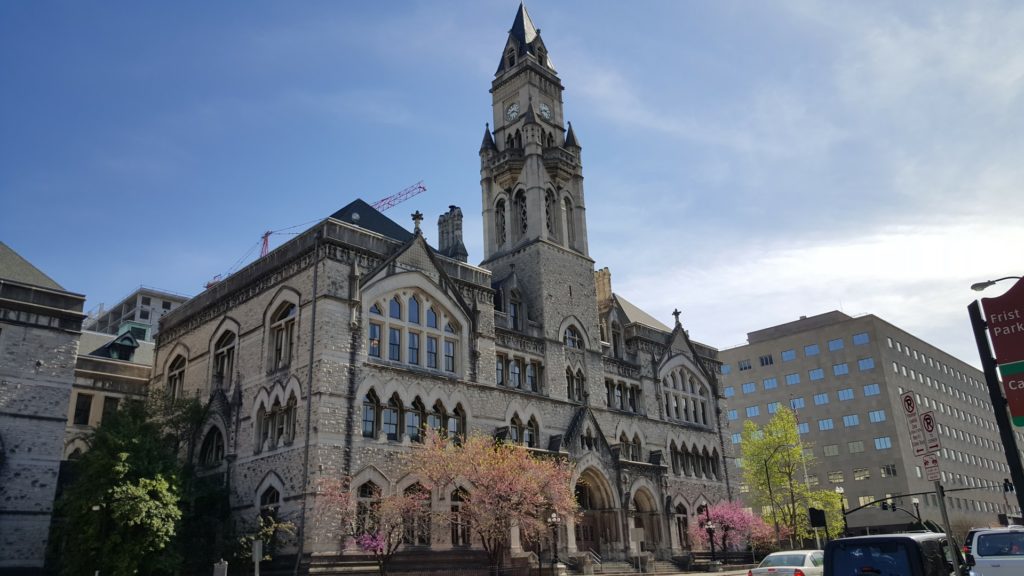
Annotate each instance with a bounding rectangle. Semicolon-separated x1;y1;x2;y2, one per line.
575;468;619;555
675;504;690;551
632;488;661;552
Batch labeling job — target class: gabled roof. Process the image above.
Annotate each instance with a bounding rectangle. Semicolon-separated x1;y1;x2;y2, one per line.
329;199;414;243
0;241;63;290
614;293;670;332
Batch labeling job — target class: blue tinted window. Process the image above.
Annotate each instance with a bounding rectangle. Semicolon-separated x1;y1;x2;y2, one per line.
724;386;735;398
742;382;756;394
731;433;742;444
874;436;892;450
746;406;760;417
768;401;781;414
727;410;738;420
843;414;860;427
786;373;800;385
721;364;732;375
838;388;854;401
828;338;844;351
763;377;778;390
809;368;824;381
853;332;870;345
797;423;809;434
863;383;881;396
858;357;875;371
869;409;887;423
805;344;820;356
790;397;805;410
814;393;830;405
819;419;834;431
833;363;849;376
781;349;797;362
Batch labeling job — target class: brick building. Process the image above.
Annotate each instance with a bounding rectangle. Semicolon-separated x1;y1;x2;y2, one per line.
152;4;730;568
0;242;85;574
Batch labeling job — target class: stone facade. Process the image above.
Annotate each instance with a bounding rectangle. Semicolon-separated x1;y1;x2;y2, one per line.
152;4;730;567
0;243;85;574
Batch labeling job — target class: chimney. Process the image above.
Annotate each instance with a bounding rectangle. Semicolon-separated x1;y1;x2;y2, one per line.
595;267;612;308
437;206;469;263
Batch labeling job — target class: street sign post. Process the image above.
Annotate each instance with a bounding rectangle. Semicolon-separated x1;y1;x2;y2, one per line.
981;278;1024;426
901;392;928;456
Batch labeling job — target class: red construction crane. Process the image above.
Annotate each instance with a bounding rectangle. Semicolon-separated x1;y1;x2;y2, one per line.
372;180;427;211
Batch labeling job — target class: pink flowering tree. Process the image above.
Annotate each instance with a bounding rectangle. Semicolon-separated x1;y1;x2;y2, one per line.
688;500;772;552
412;430;578;575
314;477;429;576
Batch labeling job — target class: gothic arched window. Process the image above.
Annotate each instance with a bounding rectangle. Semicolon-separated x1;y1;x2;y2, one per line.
545;190;556;237
525;417;539;448
167;355;186;399
402;483;431;546
505;47;516;68
362;391;380;438
199;427;224;467
213;331;236;389
514;190;527;239
495;199;507;246
562;197;575;248
450;488;470;546
271;303;297;371
564;326;583;349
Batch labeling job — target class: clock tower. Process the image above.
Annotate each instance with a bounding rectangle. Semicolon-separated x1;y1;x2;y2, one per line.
480;3;598;350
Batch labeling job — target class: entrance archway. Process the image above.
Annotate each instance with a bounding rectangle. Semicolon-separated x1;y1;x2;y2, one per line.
632;488;661;552
574;468;619;555
675;503;690;550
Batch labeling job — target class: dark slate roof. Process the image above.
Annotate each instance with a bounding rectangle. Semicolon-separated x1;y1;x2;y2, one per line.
565;121;580;148
480;124;497;152
509;3;539;51
329;199;414;243
496;3;555;75
0;241;64;290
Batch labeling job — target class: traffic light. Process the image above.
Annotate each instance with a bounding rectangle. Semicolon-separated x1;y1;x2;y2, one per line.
1004;478;1015;493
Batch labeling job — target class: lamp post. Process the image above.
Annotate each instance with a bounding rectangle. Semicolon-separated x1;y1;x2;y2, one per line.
698;503;716;563
834;486;848;537
764;443;792;547
549;512;561;575
969;276;1024;518
911;497;922;525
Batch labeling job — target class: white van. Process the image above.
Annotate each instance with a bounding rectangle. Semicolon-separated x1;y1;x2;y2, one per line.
965;527;1024;576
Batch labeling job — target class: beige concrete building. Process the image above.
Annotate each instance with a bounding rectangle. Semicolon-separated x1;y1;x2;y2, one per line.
0;242;85;574
152;5;730;570
84;286;188;341
719;311;1021;534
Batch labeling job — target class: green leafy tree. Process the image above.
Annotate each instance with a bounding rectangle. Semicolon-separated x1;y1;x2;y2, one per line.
740;407;843;545
52;400;184;576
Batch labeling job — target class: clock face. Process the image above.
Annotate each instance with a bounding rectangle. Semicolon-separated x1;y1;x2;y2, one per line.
539;103;552;120
505;102;520;121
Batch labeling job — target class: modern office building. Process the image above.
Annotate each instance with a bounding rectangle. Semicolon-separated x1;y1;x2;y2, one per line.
720;311;1021;534
150;4;730;570
83;286;189;341
0;242;85;574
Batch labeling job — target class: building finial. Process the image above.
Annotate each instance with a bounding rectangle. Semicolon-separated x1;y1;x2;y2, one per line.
412;210;424;234
672;308;682;328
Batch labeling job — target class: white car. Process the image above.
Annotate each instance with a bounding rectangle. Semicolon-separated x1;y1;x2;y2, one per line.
748;550;824;576
966;527;1024;576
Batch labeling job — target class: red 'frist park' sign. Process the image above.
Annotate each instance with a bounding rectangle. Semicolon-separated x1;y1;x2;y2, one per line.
983;277;1024;426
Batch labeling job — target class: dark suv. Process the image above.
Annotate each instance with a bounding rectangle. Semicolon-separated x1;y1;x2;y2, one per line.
824;533;962;576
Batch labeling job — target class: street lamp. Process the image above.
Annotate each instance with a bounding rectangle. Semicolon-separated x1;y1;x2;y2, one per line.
764;443;793;547
834;486;848;537
971;276;1021;292
698;503;716;562
548;512;561;575
911;497;922;524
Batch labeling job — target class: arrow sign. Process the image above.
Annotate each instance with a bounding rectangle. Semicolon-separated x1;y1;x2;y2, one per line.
902;392;927;456
921;410;941;454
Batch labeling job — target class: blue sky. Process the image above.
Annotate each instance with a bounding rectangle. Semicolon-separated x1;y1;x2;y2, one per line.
2;1;1022;365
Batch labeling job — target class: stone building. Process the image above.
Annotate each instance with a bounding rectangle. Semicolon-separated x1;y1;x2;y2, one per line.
0;241;85;574
719;311;1020;534
152;4;730;568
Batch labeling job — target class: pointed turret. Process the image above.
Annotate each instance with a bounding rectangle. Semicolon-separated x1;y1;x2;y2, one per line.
480;123;497;153
565;121;581;149
521;99;538;125
495;3;555;75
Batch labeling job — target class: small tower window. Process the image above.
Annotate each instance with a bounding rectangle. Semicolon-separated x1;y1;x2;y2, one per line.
506;47;516;68
564;326;583;349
